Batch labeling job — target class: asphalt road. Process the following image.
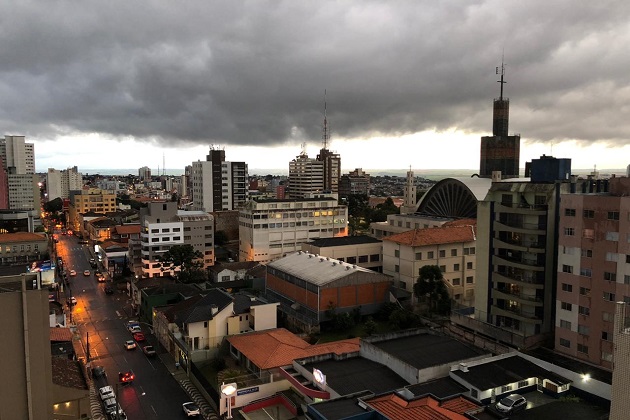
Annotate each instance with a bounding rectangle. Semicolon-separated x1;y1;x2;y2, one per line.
55;233;194;419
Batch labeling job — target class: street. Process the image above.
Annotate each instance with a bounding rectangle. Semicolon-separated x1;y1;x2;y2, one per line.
55;233;194;419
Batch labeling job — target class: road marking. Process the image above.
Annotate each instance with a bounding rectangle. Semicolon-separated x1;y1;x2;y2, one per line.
151;405;157;415
116;310;121;317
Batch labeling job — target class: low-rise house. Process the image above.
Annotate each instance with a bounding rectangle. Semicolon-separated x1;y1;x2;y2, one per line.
95;241;129;277
0;232;48;265
208;261;259;283
111;224;141;244
50;327;75;359
85;217;118;243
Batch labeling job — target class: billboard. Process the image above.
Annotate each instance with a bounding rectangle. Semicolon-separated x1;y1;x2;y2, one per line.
27;260;56;285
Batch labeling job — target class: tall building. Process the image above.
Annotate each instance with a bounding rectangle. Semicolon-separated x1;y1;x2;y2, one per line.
316;97;340;193
191;147;248;212
554;176;630;370
339;168;371;198
473;156;571;348
239;195;348;263
611;302;630;420
138;166;151;181
68;188;117;232
0;136;40;214
400;169;417;215
135;201;214;278
0;135;35;174
47;166;83;201
0;273;54;419
288;149;324;199
479;64;520;179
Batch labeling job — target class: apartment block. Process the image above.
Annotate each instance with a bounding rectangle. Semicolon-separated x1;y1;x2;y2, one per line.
47;166;83;201
68;188;117;232
239;196;348;263
288;153;324;199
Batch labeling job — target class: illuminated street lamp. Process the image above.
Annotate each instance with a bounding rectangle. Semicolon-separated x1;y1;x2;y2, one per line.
221;382;237;419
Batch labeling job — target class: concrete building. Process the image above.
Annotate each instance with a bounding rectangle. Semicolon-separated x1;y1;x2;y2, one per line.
191;147;248;212
46;166;83;201
0;232;48;265
0;135;35;174
288;150;324;199
554;176;630;369
0;273;54;419
338;168;370;198
479;64;520;179
370;213;453;239
239;196;348;263
301;235;383;272
382;220;477;306
68;188;117;232
138;166;151;181
135;201;214;278
265;251;392;332
611;302;630;420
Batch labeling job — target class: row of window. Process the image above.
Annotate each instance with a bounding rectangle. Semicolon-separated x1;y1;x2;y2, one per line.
250;219;346;229
564;227;630;243
249;210;342;219
151;227;181;233
394;247;476;260
0;244;40;253
561;264;621;281
151;236;182;242
558;338;613;361
565;208;620;220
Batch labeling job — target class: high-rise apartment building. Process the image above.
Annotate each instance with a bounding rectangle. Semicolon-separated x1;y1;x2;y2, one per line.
191;147;248;212
339;168;370;198
474;156;571;348
288;151;324;199
479;64;520;179
0;135;35;174
47;166;83;201
611;302;630;420
138;166;151;181
0;136;40;213
239;195;348;263
555;176;630;370
134;201;214;278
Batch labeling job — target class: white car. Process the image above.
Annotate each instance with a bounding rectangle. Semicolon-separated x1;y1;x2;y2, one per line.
496;394;527;414
124;340;136;350
182;402;200;416
69;270;77;276
128;325;142;334
98;386;115;401
102;397;117;414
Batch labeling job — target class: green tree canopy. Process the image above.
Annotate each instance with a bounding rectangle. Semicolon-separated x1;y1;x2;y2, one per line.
43;197;63;213
157;244;205;283
414;265;451;315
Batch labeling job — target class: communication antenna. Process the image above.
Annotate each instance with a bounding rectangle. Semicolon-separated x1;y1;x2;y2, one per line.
322;89;329;149
496;54;506;100
300;142;307;157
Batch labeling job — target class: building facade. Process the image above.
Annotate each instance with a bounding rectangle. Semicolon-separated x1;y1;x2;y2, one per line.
301;235;383;272
339;168;370;198
47;166;83;201
288;152;324;199
68;188;117;232
239;196;348;263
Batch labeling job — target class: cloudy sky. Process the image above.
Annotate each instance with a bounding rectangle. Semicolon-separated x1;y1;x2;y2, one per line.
3;0;630;174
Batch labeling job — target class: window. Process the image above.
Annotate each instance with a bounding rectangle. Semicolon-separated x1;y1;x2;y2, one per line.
454;264;460;271
427;251;434;259
606;232;619;241
518;380;529;388
580;268;592;277
606;252;619;262
370;254;380;262
562;265;573;274
602;352;613;362
203;321;208;328
581;249;593;258
577;344;588;354
565;208;576;216
561;302;572;311
439;250;446;258
501;385;512;393
439;265;446;272
608;211;620;220
603;312;613;322
579;287;590;296
467;262;473;269
501;194;512;205
603;292;616;301
582;229;594;239
561;283;573;292
451;249;457;257
626;254;630;264
583;209;594;218
625;275;630;285
394;265;399;273
564;227;575;236
559;338;571;348
578;306;590;316
347;256;356;264
415;252;422;260
221;275;230;281
534;195;546;205
466;276;474;284
394;250;400;258
560;320;571;329
452;278;461;286
358;255;368;263
577;325;590;336
604;272;616;282
602;331;611;341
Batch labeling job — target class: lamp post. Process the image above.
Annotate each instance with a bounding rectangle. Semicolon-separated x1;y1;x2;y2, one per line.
221;382;237;419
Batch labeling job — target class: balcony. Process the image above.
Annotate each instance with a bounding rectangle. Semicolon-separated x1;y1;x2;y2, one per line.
493;220;546;235
491;305;543;324
493;255;544;271
494;237;545;253
495;202;547;215
492;272;544;289
492;288;543;306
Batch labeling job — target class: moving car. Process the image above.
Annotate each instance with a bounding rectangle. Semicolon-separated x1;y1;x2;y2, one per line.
126;321;141;333
182;401;200;417
69;270;77;276
142;345;157;357
79;239;89;244
133;332;145;342
119;370;135;384
495;394;527;414
124;340;136;350
97;274;106;282
83;269;91;276
98;385;115;401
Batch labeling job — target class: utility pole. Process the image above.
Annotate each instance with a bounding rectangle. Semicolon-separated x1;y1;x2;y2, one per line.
86;331;90;362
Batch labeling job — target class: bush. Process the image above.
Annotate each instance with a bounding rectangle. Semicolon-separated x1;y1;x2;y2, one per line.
210;357;226;371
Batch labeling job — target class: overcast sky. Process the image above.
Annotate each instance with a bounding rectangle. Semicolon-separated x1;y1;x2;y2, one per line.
3;1;630;174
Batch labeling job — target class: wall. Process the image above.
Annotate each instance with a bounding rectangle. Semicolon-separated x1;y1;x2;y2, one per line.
251;303;279;331
219;379;291;416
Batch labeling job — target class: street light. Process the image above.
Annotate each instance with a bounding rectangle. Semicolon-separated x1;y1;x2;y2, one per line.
221;382;237;419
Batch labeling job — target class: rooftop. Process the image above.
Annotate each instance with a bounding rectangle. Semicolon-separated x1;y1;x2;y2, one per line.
113;224;141;234
0;232;47;244
382;224;476;247
50;327;74;342
304;356;409;396
51;358;88;390
406;377;469;399
370;333;487;370
365;392;479;420
308;391;374;419
306;235;382;248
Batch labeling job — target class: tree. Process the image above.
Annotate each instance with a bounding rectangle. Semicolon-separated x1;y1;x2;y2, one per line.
158;244;205;284
364;317;377;336
43;197;63;213
414;265;451;316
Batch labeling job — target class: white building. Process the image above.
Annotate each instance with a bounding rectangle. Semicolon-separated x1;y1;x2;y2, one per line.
138;166;151;181
0;135;34;174
47;166;83;200
191;148;248;212
0;136;40;214
288;152;324;199
239;195;348;263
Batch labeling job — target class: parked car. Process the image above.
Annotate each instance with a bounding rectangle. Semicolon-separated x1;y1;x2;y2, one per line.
98;385;115;401
128;325;142;334
104;285;114;295
79;239;89;244
124;340;136;350
182;401;200;417
67;296;77;306
92;365;106;378
107;405;127;420
133;332;145;342
102;397;117;414
496;394;527;414
142;345;157;357
83;269;91;276
119;370;134;384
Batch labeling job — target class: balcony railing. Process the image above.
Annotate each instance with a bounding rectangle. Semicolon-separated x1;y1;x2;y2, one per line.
495;287;543;303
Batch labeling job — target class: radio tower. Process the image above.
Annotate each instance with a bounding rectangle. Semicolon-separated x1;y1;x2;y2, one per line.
316;89;341;193
322;89;329;150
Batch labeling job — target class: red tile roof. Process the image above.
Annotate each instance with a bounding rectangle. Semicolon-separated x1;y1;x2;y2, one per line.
227;328;360;369
443;218;477;227
114;225;141;234
382;223;476;247
50;327;74;342
0;232;48;243
365;394;477;420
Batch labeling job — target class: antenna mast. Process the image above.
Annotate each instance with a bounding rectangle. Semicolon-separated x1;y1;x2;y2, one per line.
322;89;329;150
496;55;506;100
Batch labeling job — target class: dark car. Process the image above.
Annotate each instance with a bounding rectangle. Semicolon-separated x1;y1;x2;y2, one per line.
142;345;157;357
496;394;527;414
92;365;106;378
104;285;114;295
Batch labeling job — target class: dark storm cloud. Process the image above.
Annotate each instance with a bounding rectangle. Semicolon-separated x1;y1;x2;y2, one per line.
0;0;628;147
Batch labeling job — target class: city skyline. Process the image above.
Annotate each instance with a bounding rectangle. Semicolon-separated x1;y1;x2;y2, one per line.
5;2;630;173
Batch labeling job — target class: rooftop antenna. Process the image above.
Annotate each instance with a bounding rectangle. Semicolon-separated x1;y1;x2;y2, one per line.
300;142;307;157
496;53;506;100
322;89;329;150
